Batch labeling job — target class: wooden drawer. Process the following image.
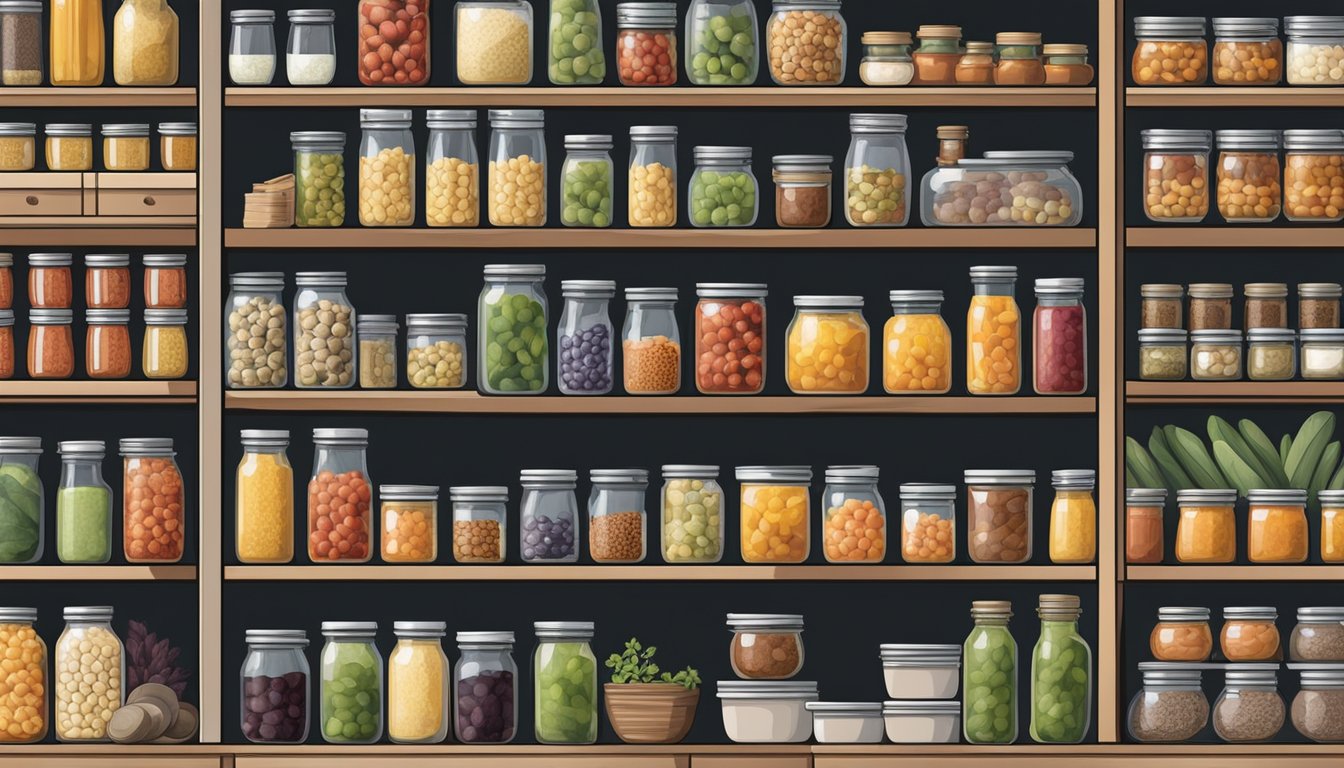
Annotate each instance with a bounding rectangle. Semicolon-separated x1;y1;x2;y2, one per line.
236;757;688;768
0;758;218;768
94;172;197;217
695;757;810;768
0;172;85;216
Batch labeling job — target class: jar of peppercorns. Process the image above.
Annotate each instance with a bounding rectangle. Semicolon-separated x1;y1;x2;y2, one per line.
450;486;507;564
694;283;766;395
616;2;677;86
588;469;649;563
727;613;805;680
307;428;372;563
622;287;681;395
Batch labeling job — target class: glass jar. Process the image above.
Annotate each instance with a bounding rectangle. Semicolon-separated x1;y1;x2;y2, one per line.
766;0;845;85
0;122;33;171
1300;283;1343;329
685;0;757;85
1142;129;1212;222
85;254;130;309
1292;666;1344;742
844;113;909;227
157;121;195;171
963;600;1016;744
357;0;427;84
488;109;546;227
1212;17;1282;85
358;108;415;227
1291;607;1344;661
236;429;294;564
285;8;335;85
786;295;868;394
119;438;184;563
1138;329;1188;380
1190;330;1243;381
695;283;766;395
50;0;103;85
1241;282;1287;330
144;253;187;309
616;2;677;86
307;428;372;563
405;313;467;390
924;152;1083;226
241;629;310;743
1187;282;1232;331
967;265;1021;396
1247;329;1296;381
1247;488;1308;563
1286;15;1344;85
995;32;1044;86
450;486;507;563
0;252;10;309
29;253;72;310
226;272;288;389
955;41;994;85
55;441;111;565
0;606;45;742
728;613;804;679
85;309;131;380
772;154;832;228
27;309;73;379
1048;470;1095;564
291;131;347;228
1302;329;1344;380
54;606;122;742
898;483;955;564
629;125;677;227
912;24;962;85
142;308;188;379
0;438;41;563
520;469;578;562
1029;595;1091;744
859;31;912;86
319;622;383;744
1133;16;1208;85
1221;607;1281;662
561;134;614;228
357;314;398;389
294;271;355;389
1175;488;1237;563
1128;663;1210;742
1151;606;1213;661
112;0;177;85
660;464;723;563
380;484;438;563
622;287;680;395
556;280;615;396
0;310;11;379
1283;129;1344;223
882;290;951;395
1216;130;1281;224
426;109;479;227
101;123;149;172
456;0;532;85
388;621;449;744
479;263;548;394
229;9;275;84
737;465;812;563
821;465;886;564
0;1;42;85
455;630;517;743
1043;44;1093;85
965;469;1034;564
588;468;648;563
1033;278;1087;395
548;0;605;84
1213;666;1285;743
1324;490;1344;562
934;128;967;169
690;145;758;227
533;622;597;744
1126;487;1166;564
44;124;92;171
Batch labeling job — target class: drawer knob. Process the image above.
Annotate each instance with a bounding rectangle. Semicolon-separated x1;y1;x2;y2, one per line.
143;195;156;206
24;195;37;206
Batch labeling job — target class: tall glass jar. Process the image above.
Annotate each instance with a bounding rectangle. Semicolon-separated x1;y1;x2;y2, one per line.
1283;129;1344;223
450;486;507;563
307;428;372;563
1216;130;1282;224
690;146;758;227
291;131;347;228
84;254;130;309
54;606;122;742
1175;488;1237;563
1323;490;1344;562
558;280;615;395
963;600;1016;744
1029;594;1091;744
1286;15;1344;85
695;283;766;395
236;429;294;564
50;0;104;85
1049;469;1095;564
821;465;886;564
766;0;845;85
1034;278;1087;395
241;629;310;743
967;265;1022;396
405;313;467;390
285;8;335;85
226;272;287;389
142;308;189;379
1213;666;1285;743
455;631;518;743
228;9;276;85
85;309;131;380
772;154;832;228
111;0;178;85
588;468;648;563
995;32;1045;85
533;622;597;745
859;31;913;86
737;465;812;563
623;287;680;395
519;469;578;562
629;125;677;227
294;271;356;389
660;464;724;563
1212;17;1282;85
899;483;955;564
1125;487;1166;564
913;24;962;84
319;622;383;744
388;621;449;744
358;108;415;227
965;469;1034;564
1142;129;1212;222
356;0;428;85
488;110;546;227
685;0;758;85
844;113;909;227
27;309;73;379
55;441;111;565
357;314;398;389
955;41;994;85
1248;488;1308;564
1132;16;1208;85
455;0;532;85
426;109;479;227
1127;662;1209;742
549;0;605;84
0;606;45;742
561;134;614;228
786;295;868;394
379;484;438;563
616;2;677;86
479;263;548;395
0;437;42;563
119;438;184;563
0;1;43;86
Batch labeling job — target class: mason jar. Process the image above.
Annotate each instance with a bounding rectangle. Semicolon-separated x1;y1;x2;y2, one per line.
56;441;112;565
844;113;910;227
766;0;846;85
236;429;294;564
899;483;955;564
1283;129;1344;223
689;146;758;227
1212;17;1282;85
54;606;123;742
358;108;416;227
1286;15;1344;85
294;271;356;389
558;279;615;396
588;468;649;563
488;109;547;227
737;465;813;563
1033;278;1087;395
532;622;597;744
1190;329;1243;381
450;486;508;564
1247;328;1297;381
1300;282;1343;329
318;621;383;744
27;308;73;379
772;154;833;228
357;0;430;84
241;629;310;744
229;9;277;84
0;437;42;563
285;8;336;85
291;131;347;228
1142;129;1213;223
1127;662;1210;742
660;464;724;563
1301;329;1344;380
119;437;185;563
379;484;438;563
994;31;1045;85
616;2;678;86
1212;665;1285;743
426;109;479;227
307;428;372;563
1215;129;1282;224
685;0;758;85
0;606;45;742
520;469;579;562
226;272;287;389
628;125;677;227
548;0;606;84
561;134;614;228
387;621;450;744
454;631;518;743
85;309;131;380
622;287;680;395
694;283;767;395
820;465;886;564
964;469;1034;564
405;314;467;390
786;295;869;394
1132;16;1208;85
859;31;913;86
1138;329;1188;381
357;314;399;389
967;265;1022;395
478;264;548;395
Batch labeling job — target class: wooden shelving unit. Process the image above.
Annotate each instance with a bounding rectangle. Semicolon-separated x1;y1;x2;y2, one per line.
0;565;197;581
0;226;199;246
225;564;1096;582
0;381;198;404
1126;87;1344;108
1126;565;1344;581
1126;228;1344;249
0;87;197;107
1125;381;1344;404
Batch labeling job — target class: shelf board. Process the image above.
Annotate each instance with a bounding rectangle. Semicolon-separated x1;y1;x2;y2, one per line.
0;381;197;404
225;86;1096;109
1127;565;1344;581
225;391;1097;415
225;564;1096;582
1126;381;1344;404
0;225;198;247
1127;227;1344;249
0;565;196;581
0;87;197;107
1126;86;1344;108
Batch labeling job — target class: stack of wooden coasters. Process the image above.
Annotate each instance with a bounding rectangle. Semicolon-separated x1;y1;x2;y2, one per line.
243;174;295;228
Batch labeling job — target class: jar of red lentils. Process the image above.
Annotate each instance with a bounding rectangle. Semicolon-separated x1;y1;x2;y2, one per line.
616;2;677;86
308;428;372;563
694;283;766;395
119;438;185;564
84;254;130;309
27;308;73;379
0;309;13;380
85;309;132;379
0;252;12;309
588;468;649;564
820;465;886;564
622;287;681;395
143;254;188;308
27;252;72;309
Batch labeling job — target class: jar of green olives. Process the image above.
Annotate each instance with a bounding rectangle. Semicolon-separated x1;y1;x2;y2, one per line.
685;0;758;85
291;131;347;228
690;146;758;227
561;135;614;228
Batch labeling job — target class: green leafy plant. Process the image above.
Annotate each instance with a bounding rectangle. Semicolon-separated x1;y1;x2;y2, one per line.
605;637;701;690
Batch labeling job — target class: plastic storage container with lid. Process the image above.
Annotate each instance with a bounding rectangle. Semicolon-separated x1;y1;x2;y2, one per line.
0;439;42;563
454;630;518;742
0;123;34;171
318;621;383;744
1247;328;1296;381
844;113;909;227
356;314;398;389
285;8;335;85
307;428;372;563
1212;17;1282;85
456;0;531;85
54;606;122;742
226;272;287;389
1151;606;1213;661
685;0;758;85
519;469;579;562
479;263;547;394
236;429;294;564
1127;662;1211;742
240;629;309;743
1125;487;1167;564
1290;663;1344;742
0;1;43;85
859;31;912;86
228;9;276;85
144;253;187;308
1212;664;1285;743
1283;129;1344;222
820;465;886;564
44;124;92;171
1285;15;1344;85
786;295;868;394
379;484;438;563
880;643;960;699
1190;329;1243;381
548;0;605;85
717;680;818;743
55;441;113;565
1034;278;1087;395
766;0;845;85
1300;282;1343;329
694;283;766;395
628;125;677;227
1048;470;1095;564
962;600;1017;744
387;621;449;744
1291;608;1344;661
1132;16;1208;85
1175;488;1237;563
883;290;951;395
661;464;724;563
1221;607;1281;662
0;606;45;741
1303;330;1344;380
291;131;347;228
965;469;1034;563
1216;130;1281;223
357;0;428;84
557;280;615;396
1029;594;1092;744
487;110;546;227
955;41;994;85
157;122;195;171
622;286;680;395
27;308;73;379
806;701;883;743
85;309;131;379
924;151;1082;226
1043;44;1092;85
425;109;479;227
689;146;758;227
737;465;812;562
994;32;1045;85
912;24;961;84
772;154;832;228
49;0;102;86
449;486;508;563
898;483;955;563
967;265;1021;395
727;613;804;679
588;468;648;563
533;621;598;744
84;254;129;309
293;271;355;388
1247;488;1308;563
616;2;677;86
404;313;467;390
358;109;415;227
1142;129;1212;222
561;134;614;228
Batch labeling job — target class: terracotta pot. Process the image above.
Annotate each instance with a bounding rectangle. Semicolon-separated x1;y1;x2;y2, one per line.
602;683;700;744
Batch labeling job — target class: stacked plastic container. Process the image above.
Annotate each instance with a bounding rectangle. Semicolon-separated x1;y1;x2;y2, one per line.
879;643;963;743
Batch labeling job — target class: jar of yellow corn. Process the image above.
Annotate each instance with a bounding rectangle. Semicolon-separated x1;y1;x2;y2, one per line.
236;429;294;564
967;265;1021;395
629;125;677;228
737;465;812;563
786;295;869;394
142;308;189;379
488;109;546;227
1048;469;1096;564
883;289;951;394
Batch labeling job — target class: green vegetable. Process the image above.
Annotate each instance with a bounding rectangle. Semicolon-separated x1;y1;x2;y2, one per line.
1309;441;1342;512
1125;437;1165;490
1212;440;1264;497
1286;412;1336;490
549;0;606;85
1281;434;1293;467
1167;426;1229;489
1125;467;1138;487
56;485;111;563
604;637;701;689
561;159;612;228
0;465;41;563
1148;427;1192;493
320;640;381;743
536;640;597;743
1209;416;1279;488
1330;460;1344;491
295;151;346;228
690;169;757;227
690;9;757;85
1237;419;1291;488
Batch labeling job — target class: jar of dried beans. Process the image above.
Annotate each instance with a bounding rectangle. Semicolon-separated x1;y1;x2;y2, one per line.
487;110;547;227
1033;278;1087;395
772;154;832;228
425;109;479;227
766;0;845;85
1300;283;1342;329
84;309;131;379
295;271;356;388
379;484;437;563
616;1;676;86
357;314;398;389
1291;607;1344;661
1248;488;1308;564
119;438;184;563
84;253;130;309
1216;129;1281;223
1150;606;1213;661
1142;129;1212;222
898;483;955;563
54;606;123;741
1132;16;1208;85
1138;329;1188;381
844;113;909;227
27;253;72;308
1220;607;1281;662
1283;129;1344;223
453;630;517;743
821;464;886;564
358;108;416;227
964;469;1034;564
226;272;288;389
694;283;766;395
1125;487;1166;564
405;313;466;390
1048;469;1095;564
520;469;579;563
1247;328;1296;382
1188;282;1233;331
27;308;73;379
883;290;951;395
307;428;372;563
628;125;677;228
588;468;648;563
1128;662;1210;742
727;613;804;679
1212;17;1282;85
450;485;506;563
1213;665;1285;743
356;0;429;85
622;287;680;395
1292;665;1344;742
1175;488;1236;563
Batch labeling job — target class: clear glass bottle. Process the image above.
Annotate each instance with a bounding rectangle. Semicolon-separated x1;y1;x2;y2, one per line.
660;464;724;563
228;9;276;85
1029;594;1091;744
388;621;449;744
622;287;680;395
549;0;605;84
379;484;438;563
685;0;758;85
1175;488;1237;563
487;109;547;227
588;468;648;563
629;125;677;227
1213;665;1285;743
318;622;383;744
44;123;92;170
236;429;294;564
737;465;812;563
766;0;845;85
142;308;189;379
561;134;614;228
0;1;43;86
967;266;1021;395
1216;130;1282;224
1125;487;1166;564
955;41;994;85
1220;607;1280;662
454;630;518;743
1190;329;1243;381
450;486;508;563
0;606;45;742
226;272;288;389
455;0;532;85
1303;329;1344;380
616;2;677;86
1212;17;1282;85
1247;328;1296;381
1048;469;1095;564
285;8;335;85
0;437;42;563
898;483;955;564
785;295;869;394
995;32;1044;85
963;600;1016;744
479;263;548;395
307;428;372;563
291;131;347;228
533;621;597;744
1127;662;1209;742
405;313;467;390
85;309;131;380
1034;278;1087;395
912;24;962;84
1132;16;1208;85
519;469;579;563
772;154;832;228
1286;15;1344;85
294;271;356;389
558;280;615;396
119;437;185;563
55;441;112;565
241;629;310;744
426;109;479;227
821;465;886;564
357;0;428;84
1284;129;1344;223
49;0;103;86
689;146;758;227
694;283;766;395
27;308;74;379
965;469;1034;564
844;113;910;227
1247;488;1308;564
143;253;187;308
54;606;122;742
357;314;398;389
1141;129;1212;223
358;108;416;227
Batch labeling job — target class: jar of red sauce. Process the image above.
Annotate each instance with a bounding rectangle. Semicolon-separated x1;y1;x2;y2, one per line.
694;283;766;395
86;309;132;379
27;308;74;379
616;2;677;86
1033;277;1087;395
143;253;188;309
27;253;72;309
85;254;131;309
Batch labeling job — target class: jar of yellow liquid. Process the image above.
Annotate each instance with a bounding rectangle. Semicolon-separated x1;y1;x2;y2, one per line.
1048;469;1096;563
51;0;104;85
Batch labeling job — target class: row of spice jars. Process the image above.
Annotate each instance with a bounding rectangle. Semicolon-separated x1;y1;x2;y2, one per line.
6;252;189;311
2;307;190;380
0;437;185;564
1137;328;1344;381
0;122;195;173
1142;128;1344;223
2;0;180;87
1132;16;1344;87
1148;606;1344;663
862;27;1091;87
1141;282;1341;332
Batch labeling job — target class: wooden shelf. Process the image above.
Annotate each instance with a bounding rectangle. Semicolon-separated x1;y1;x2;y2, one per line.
0;87;197;107
225;564;1096;582
1127;227;1344;249
225;227;1097;250
0;381;197;404
1126;87;1344;108
225;86;1097;109
225;391;1097;415
1126;381;1344;404
1127;565;1344;581
0;226;198;246
0;565;196;581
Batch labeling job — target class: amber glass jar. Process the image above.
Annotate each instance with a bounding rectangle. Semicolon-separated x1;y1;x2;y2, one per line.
994;32;1045;85
954;41;993;84
84;254;131;309
85;309;132;379
27;308;74;379
1150;606;1213;662
1220;606;1281;662
27;253;73;309
913;25;962;85
143;254;188;309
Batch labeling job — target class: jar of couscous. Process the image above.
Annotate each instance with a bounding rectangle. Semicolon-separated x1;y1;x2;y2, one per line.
142;308;189;379
456;0;533;85
0;122;34;171
1132;16;1208;85
44;124;92;171
388;621;450;744
1283;129;1344;223
236;429;294;564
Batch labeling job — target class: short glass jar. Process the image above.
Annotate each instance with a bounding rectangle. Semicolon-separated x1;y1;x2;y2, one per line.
1291;665;1344;742
1300;282;1343;329
1127;662;1210;743
622;286;681;395
285;8;336;85
964;469;1034;564
1138;329;1188;381
1191;330;1242;381
144;253;188;309
898;483;955;564
380;484;438;563
1248;488;1308;564
1212;17;1283;85
560;134;614;228
405;313;467;390
660;464;724;563
1242;282;1288;330
1247;328;1296;381
1301;329;1344;380
1291;607;1344;661
737;465;812;563
1283;129;1344;223
0;252;10;309
85;309;131;380
0;122;34;171
158;122;196;172
616;2;677;86
1132;16;1209;85
954;41;994;85
143;308;189;379
1125;487;1166;564
1142;129;1212;223
689;145;758;227
859;31;913;86
765;0;845;85
588;468;648;563
229;9;277;85
1175;488;1237;563
1188;282;1232;331
454;630;517;743
1221;607;1281;662
27;308;74;379
28;252;72;308
357;316;398;390
912;24;961;85
519;469;579;563
772;154;832;228
1285;15;1344;85
694;283;766;396
1212;665;1285;743
994;32;1044;86
1150;606;1213;662
241;629;310;744
728;613;804;680
456;0;531;85
820;465;886;564
449;486;507;564
44;123;92;171
785;295;869;394
684;0;758;85
84;253;130;309
1043;44;1092;85
1216;130;1281;223
101;123;149;171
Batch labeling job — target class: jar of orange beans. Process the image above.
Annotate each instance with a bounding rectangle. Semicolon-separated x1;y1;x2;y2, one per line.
737;465;811;564
820;465;885;564
1221;607;1281;662
1150;606;1213;662
1132;17;1208;85
379;484;437;563
120;438;185;563
308;428;373;563
898;483;955;564
966;266;1021;396
1212;17;1282;85
694;283;766;395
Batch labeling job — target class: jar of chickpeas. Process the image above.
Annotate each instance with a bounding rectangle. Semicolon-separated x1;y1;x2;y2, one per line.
1141;129;1212;223
1132;16;1208;85
487;109;547;227
425;109;479;228
1283;129;1344;223
405;313;467;390
1211;17;1282;85
1215;129;1281;224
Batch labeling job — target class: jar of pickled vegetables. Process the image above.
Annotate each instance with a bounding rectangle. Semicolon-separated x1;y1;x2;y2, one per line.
955;41;994;85
685;0;758;85
1029;594;1091;744
965;469;1034;564
1034;278;1087;395
533;621;597;744
358;108;415;227
1212;665;1285;743
660;464;724;563
588;468;648;563
54;606;122;742
1220;607;1280;662
236;429;294;564
1175;488;1236;563
1142;129;1212;223
0;606;45;742
1127;662;1209;743
561;134;614;228
404;314;466;390
380;484;438;563
0;438;42;563
772;154;832;228
1216;129;1281;224
56;441;112;565
786;295;868;394
883;290;951;395
548;0;605;84
967;265;1021;396
455;630;517;743
616;2;677;86
1283;129;1344;223
859;31;912;86
85;309;131;380
1247;488;1308;564
356;314;397;389
479;263;548;394
0;123;34;171
456;0;531;85
1190;330;1243;382
449;486;507;563
844;113;909;227
737;465;812;563
319;621;383;744
629;125;677;227
689;145;758;227
1043;44;1093;85
1285;15;1344;86
694;283;766;395
388;621;449;744
119;437;184;564
912;24;962;84
27;309;73;379
994;32;1045;86
308;428;372;563
1132;16;1208;85
1151;606;1213;661
1125;487;1166;564
1247;329;1296;382
1048;469;1095;564
142;308;189;379
285;8;335;85
241;630;310;744
101;123;149;172
1323;490;1344;562
623;287;680;395
426;109;479;228
44;124;92;171
520;469;578;562
1212;17;1282;85
291;131;347;228
85;253;130;309
557;280;614;396
488;110;547;227
820;465;885;564
228;9;275;85
766;0;845;85
728;613;805;679
962;600;1016;744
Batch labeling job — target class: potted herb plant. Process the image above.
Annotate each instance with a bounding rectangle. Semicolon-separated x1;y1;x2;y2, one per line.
603;637;701;744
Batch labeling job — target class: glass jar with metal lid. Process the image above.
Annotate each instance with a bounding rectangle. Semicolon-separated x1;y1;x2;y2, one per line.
694;283;766;395
844;113;909;227
479;263;547;394
1151;606;1213;661
1300;283;1342;329
1127;662;1211;742
728;613;805;679
628;125;677;227
1187;282;1232;331
54;606;123;742
27;308;73;379
158;122;196;171
0;606;45;741
533;621;597;744
450;486;508;563
1284;129;1344;222
962;600;1017;744
241;629;310;743
1247;329;1296;381
1301;329;1344;380
689;146;758;227
660;464;724;563
773;154;832;228
27;252;71;309
404;314;466;390
1125;487;1166;564
387;621;449;744
85;309;130;379
1048;469;1095;564
859;31;913;86
622;287;680;395
55;441;112;565
1212;664;1285;743
285;8;335;85
561;134;614;228
766;0;846;85
821;465;886;564
1291;608;1344;661
236;429;294;564
1142;129;1212;222
229;9;276;84
616;2;678;86
379;484;438;563
737;465;812;562
1043;44;1092;85
358;109;415;227
898;483;955;563
454;630;517;743
119;438;184;563
912;24;962;84
355;314;398;389
84;253;129;309
883;290;951;395
994;32;1044;85
955;41;994;85
456;0;531;85
684;0;758;85
1033;278;1087;395
1247;488;1308;563
967;265;1021;396
786;295;868;394
964;469;1034;564
426;110;479;227
0;309;11;379
0;1;42;86
291;131;347;228
144;253;187;309
308;428;372;563
1139;329;1189;381
1220;607;1281;662
142;308;189;379
44;123;92;171
520;469;578;562
1132;17;1208;85
294;271;356;388
1242;282;1288;330
318;621;383;744
226;272;287;389
1191;329;1243;381
1175;488;1237;563
1286;16;1344;85
101;123;149;171
1216;130;1281;223
588;468;648;563
1290;663;1344;741
557;280;615;396
925;152;1082;226
0;122;34;171
1212;17;1282;85
488;110;547;227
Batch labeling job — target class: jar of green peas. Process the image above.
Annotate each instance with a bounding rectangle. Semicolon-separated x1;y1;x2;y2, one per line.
690;145;758;227
560;134;614;228
685;0;758;85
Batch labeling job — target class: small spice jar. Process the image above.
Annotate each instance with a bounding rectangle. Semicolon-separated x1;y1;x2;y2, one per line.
27;252;72;308
1221;607;1281;662
27;308;73;379
1150;606;1213;662
1323;490;1344;562
898;483;955;563
1212;665;1285;743
0;252;11;309
143;254;188;309
1138;329;1189;381
357;314;398;389
1291;665;1344;743
101;124;150;171
936;125;968;167
1132;16;1209;85
1125;487;1166;564
1301;329;1344;380
1291;608;1344;661
1043;44;1093;85
1175;488;1236;563
1141;283;1184;329
142;308;189;379
1191;329;1243;381
994;32;1045;86
158;122;196;171
0;122;35;171
1247;488;1308;564
1127;662;1211;743
772;154;832;228
727;613;804;680
1188;283;1233;331
1300;283;1342;329
1244;282;1288;330
912;25;962;85
1247;329;1296;381
955;41;994;85
0;309;14;379
1216;130;1282;224
1212;17;1282;85
859;31;913;86
44;124;92;171
85;309;131;379
84;254;130;309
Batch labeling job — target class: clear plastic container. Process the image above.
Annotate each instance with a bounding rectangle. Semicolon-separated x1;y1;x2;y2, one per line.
882;290;950;395
1247;328;1296;381
821;465;886;564
1213;665;1285;743
49;0;103;85
766;0;845;85
405;313;467;390
616;2;677;86
1142;129;1212;222
629;125;677;227
845;113;909;227
307;428;372;563
967;266;1021;395
236;429;294;564
450;486;508;563
1291;664;1344;742
685;0;758;85
0;1;43;85
1043;44;1093;85
786;295;868;394
44;124;92;171
119;437;184;563
1048;470;1095;564
85;309;131;379
1220;607;1281;662
520;469;579;562
1212;17;1282;85
1029;594;1091;744
690;145;758;227
622;287;680;395
479;263;548;394
456;0;533;85
737;465;812;563
388;622;450;744
912;24;961;84
1247;488;1308;563
226;272;288;389
455;630;517;742
898;483;955;564
1033;278;1087;395
291;131;347;228
27;308;73;379
965;469;1034;564
1125;487;1166;564
660;464;723;563
228;9;275;85
487;110;546;227
55;441;112;564
1300;282;1343;329
728;613;805;679
1132;16;1208;85
285;8;335;85
558;280;615;396
426;110;479;227
588;468;648;563
380;484;438;563
1190;329;1243;381
962;600;1016;744
1302;329;1344;381
1127;662;1209;742
773;154;832;228
0;606;46;742
859;31;912;85
1150;606;1213;661
318;622;383;744
694;283;766;395
994;32;1045;86
0;438;42;563
358;108;415;227
1291;607;1344;661
54;606;122;742
923;151;1082;226
1286;15;1344;85
241;629;310;743
0;123;34;171
1138;329;1188;381
357;314;398;389
533;622;597;744
561;134;614;228
549;0;605;84
1216;130;1281;223
294;271;356;389
1175;488;1237;563
356;0;428;85
1283;129;1344;223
